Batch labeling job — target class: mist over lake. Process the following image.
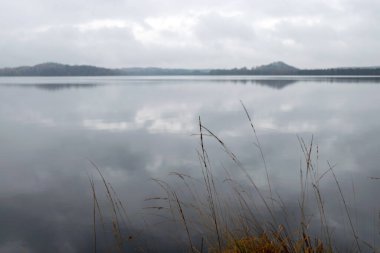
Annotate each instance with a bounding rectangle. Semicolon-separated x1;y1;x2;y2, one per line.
0;76;380;252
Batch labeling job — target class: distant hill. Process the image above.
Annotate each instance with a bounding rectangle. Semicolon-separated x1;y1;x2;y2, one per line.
208;62;299;75
0;63;208;76
254;61;299;75
0;62;114;76
1;62;380;76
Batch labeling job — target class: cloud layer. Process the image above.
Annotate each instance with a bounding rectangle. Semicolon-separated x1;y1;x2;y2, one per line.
1;0;379;68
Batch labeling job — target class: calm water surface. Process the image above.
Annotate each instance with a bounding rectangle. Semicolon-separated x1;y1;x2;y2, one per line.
0;76;380;252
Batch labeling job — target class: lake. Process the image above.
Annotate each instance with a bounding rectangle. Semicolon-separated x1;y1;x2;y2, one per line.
0;76;380;252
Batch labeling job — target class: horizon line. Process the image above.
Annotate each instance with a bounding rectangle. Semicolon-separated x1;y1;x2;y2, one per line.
1;61;380;70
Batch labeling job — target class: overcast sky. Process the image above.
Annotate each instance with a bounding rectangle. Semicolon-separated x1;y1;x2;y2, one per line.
0;0;379;68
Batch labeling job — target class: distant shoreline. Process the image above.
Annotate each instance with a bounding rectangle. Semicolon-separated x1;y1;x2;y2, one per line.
1;61;380;76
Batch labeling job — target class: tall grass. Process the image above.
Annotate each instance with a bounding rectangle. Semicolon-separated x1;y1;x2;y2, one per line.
89;104;376;252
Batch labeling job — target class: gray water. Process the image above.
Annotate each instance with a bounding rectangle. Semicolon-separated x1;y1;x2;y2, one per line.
0;76;380;252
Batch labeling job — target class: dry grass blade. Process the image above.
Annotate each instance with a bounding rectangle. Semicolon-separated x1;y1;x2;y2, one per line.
173;191;196;253
89;176;98;253
151;177;196;252
328;161;361;253
87;172;110;253
88;160;125;252
199;116;223;252
240;100;273;204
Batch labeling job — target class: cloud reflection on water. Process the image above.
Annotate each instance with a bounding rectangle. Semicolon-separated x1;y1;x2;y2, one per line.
0;76;380;252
